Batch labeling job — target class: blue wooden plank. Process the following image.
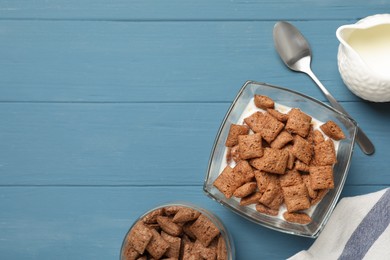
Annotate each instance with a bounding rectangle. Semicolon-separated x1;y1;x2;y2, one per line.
0;1;387;260
0;1;388;20
0;102;227;185
0;185;386;259
0;20;372;102
0;102;389;186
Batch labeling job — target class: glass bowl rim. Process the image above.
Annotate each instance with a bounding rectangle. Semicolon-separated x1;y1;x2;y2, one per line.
203;80;357;238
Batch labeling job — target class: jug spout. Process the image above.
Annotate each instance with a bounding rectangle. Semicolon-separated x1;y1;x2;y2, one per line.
336;26;356;49
337;14;390;48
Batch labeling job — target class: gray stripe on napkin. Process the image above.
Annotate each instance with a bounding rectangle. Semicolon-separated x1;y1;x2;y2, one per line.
338;189;390;260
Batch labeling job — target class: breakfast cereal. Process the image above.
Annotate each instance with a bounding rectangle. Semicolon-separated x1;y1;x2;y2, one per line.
291;135;313;165
309;165;334;190
258;176;282;209
313;139;337;166
128;222;153;254
285;108;312;138
282;183;311;212
217;235;228;260
225;124;250;147
122;205;228;260
302;174;318;199
213;166;240;199
256;113;285;143
320;120;346;140
238;133;263;159
161;231;181;259
173;208;201;223
266;108;288;122
255;203;279;216
279;169;303;187
270;130;294;149
233;182;257;198
254;94;275;109
312;129;325;144
189;214;220;247
250;148;289;174
145;229;170;259
239;192;263;206
283;212;312;224
213;94;345;225
294;160;310;172
157;216;183;237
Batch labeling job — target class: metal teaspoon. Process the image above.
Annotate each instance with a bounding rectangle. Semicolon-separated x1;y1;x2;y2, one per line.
273;21;375;155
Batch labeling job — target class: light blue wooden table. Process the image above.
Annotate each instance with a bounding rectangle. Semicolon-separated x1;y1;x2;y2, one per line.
1;1;389;259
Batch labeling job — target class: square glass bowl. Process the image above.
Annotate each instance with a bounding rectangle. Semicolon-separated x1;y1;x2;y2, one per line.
203;81;357;238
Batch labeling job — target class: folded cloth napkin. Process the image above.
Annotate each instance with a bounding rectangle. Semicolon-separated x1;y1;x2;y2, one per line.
289;188;390;260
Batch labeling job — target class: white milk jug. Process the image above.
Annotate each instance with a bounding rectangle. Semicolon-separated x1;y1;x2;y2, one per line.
336;14;390;102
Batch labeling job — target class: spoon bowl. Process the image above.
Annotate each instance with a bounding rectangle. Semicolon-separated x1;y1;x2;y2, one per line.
273;21;375;155
273;21;311;71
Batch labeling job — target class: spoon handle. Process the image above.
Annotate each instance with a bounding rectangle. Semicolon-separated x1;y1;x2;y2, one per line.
305;69;375;155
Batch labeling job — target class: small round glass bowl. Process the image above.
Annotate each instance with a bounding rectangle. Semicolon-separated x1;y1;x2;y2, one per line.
120;202;235;260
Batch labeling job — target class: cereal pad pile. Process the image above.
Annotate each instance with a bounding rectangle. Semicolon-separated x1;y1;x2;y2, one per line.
122;205;228;260
213;94;345;224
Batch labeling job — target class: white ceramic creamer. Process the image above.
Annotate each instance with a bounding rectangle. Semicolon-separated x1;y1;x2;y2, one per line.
336;14;390;102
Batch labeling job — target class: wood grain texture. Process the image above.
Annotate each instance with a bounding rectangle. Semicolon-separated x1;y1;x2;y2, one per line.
0;1;389;20
0;20;374;102
0;1;389;259
0;102;389;186
0;185;386;260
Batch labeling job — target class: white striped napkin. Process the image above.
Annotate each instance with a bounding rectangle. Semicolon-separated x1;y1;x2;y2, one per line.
289;188;390;260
